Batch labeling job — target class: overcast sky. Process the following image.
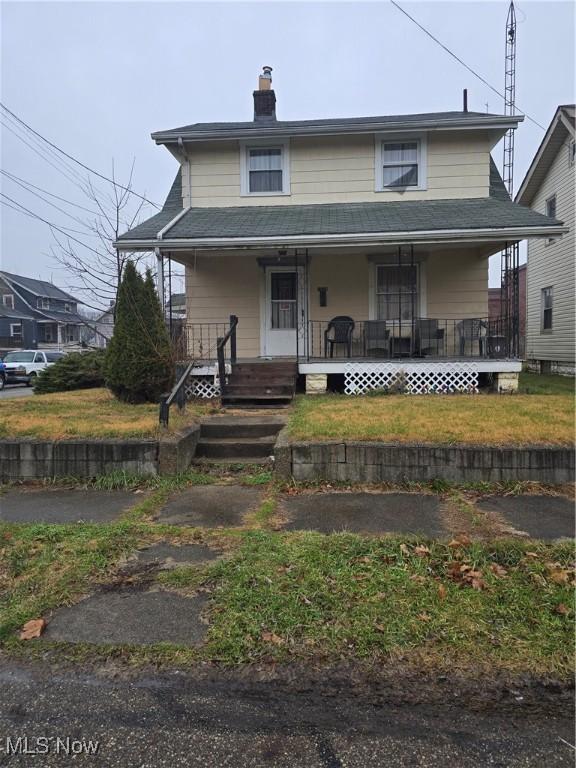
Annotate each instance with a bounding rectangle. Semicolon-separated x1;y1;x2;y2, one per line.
1;0;574;304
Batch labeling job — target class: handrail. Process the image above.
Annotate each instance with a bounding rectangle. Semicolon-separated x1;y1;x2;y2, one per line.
216;315;238;399
159;361;195;427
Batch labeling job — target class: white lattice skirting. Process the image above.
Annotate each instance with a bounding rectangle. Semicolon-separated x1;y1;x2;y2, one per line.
344;362;479;395
184;375;221;400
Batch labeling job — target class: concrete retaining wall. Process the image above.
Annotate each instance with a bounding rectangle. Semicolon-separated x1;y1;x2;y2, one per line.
0;425;201;480
274;430;575;484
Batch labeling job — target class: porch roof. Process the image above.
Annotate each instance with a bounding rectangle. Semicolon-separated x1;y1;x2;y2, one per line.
115;162;566;251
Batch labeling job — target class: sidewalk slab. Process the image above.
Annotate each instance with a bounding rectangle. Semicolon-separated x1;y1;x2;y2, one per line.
44;591;207;646
156;485;265;528
0;489;137;524
477;495;574;540
135;542;219;566
281;492;444;536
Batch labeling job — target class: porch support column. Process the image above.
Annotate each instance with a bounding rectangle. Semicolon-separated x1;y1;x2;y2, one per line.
57;324;64;349
306;373;328;394
155;247;165;313
494;371;519;393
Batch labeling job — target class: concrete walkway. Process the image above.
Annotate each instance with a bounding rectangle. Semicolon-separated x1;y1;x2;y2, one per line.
0;489;139;523
477;495;574;540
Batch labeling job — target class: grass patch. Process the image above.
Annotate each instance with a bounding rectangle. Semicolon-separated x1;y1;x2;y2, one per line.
0;388;214;440
0;525;573;676
287;392;574;446
518;372;575;395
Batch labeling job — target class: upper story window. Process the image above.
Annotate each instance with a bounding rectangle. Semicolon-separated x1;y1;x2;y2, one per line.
375;134;427;192
64;303;72;313
2;294;14;309
545;194;557;219
37;297;50;310
569;140;575;167
541;286;553;331
240;140;290;196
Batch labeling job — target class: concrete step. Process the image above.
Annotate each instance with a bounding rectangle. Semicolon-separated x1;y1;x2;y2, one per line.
221;394;293;408
200;418;284;439
195;437;276;459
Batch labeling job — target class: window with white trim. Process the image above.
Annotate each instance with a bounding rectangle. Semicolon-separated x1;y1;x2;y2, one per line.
37;297;50;309
10;323;22;340
569;140;575;167
375;134;427;192
541;286;553;331
2;294;14;309
376;265;418;321
545;194;557;219
64;303;72;313
241;141;290;196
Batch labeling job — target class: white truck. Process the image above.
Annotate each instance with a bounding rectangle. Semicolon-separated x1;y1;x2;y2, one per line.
2;350;65;387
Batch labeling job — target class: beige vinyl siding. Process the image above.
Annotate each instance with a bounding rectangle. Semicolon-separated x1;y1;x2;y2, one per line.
183;249;489;356
525;139;575;364
182;132;491;207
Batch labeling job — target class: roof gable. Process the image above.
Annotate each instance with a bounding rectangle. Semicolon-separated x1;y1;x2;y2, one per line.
0;271;79;303
516;105;575;206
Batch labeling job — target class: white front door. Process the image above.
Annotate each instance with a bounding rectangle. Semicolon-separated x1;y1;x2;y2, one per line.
263;267;306;357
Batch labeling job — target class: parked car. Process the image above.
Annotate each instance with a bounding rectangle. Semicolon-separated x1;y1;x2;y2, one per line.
0;359;6;390
3;350;65;386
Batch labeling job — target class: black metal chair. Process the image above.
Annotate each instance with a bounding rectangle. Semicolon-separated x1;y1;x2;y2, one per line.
363;320;390;357
324;316;355;358
457;319;487;357
414;319;445;357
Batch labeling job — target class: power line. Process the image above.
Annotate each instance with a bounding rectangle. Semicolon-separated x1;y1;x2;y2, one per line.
1;170;101;232
389;0;546;131
0;102;161;208
0;192;109;254
1;169;102;215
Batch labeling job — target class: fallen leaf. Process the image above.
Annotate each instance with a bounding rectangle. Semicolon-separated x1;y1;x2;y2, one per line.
549;570;571;585
448;535;471;548
261;631;284;645
374;623;386;633
400;544;410;555
417;613;431;622
414;545;431;557
438;584;447;600
409;574;427;584
525;552;539;558
19;618;46;640
490;563;508;577
554;603;570;616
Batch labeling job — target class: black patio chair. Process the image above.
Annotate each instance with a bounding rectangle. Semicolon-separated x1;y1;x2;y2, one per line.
324;316;355;358
363;320;390;357
457;319;487;357
414;319;445;357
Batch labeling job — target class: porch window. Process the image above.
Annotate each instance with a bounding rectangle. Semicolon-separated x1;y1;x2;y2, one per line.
44;325;54;342
376;265;418;321
541;286;553;331
65;325;78;342
2;294;14;309
241;140;290;196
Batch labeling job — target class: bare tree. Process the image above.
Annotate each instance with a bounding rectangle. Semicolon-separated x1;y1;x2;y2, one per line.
50;160;151;315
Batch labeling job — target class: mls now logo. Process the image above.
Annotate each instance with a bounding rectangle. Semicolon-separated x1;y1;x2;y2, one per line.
3;737;100;755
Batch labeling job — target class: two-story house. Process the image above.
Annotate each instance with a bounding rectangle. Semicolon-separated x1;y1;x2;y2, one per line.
0;271;84;351
115;68;565;403
516;105;575;376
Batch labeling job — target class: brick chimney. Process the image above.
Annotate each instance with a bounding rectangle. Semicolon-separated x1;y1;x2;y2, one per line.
253;66;276;122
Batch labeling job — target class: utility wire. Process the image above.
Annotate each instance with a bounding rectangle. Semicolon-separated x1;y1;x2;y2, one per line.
1;170;101;233
0;102;161;208
1;169;102;215
0;193;108;254
389;0;546;131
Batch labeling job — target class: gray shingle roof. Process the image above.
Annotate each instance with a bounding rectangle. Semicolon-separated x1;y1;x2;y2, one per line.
153;111;512;140
119;169;183;240
0;271;79;302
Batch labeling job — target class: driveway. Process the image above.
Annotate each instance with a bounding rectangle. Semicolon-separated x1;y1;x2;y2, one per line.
0;384;33;399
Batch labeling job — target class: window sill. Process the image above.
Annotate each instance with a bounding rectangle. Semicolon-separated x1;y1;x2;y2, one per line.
240;190;290;198
375;186;427;193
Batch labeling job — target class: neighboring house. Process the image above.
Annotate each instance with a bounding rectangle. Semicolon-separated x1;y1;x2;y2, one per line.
0;271;84;351
115;68;565;398
516;105;575;375
92;302;115;348
488;263;526;357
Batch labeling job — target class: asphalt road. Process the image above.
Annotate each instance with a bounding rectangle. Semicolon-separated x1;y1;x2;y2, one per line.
0;384;32;399
0;663;573;767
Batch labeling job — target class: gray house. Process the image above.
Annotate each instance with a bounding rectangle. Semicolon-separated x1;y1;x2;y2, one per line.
0;271;84;351
516;105;575;375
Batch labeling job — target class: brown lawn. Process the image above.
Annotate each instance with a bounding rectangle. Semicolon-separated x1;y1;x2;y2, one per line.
288;393;575;446
0;388;214;440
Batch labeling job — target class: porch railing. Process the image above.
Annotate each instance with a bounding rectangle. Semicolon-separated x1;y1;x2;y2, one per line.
171;322;230;362
306;317;512;360
216;315;238;397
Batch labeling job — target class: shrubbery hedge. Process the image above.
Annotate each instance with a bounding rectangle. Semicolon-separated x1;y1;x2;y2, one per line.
33;350;106;394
